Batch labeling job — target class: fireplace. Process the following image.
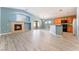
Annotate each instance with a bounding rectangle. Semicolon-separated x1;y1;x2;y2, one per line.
12;22;24;32
14;24;22;31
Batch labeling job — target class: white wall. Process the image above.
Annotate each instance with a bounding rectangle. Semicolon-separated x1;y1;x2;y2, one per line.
77;8;79;39
73;18;77;36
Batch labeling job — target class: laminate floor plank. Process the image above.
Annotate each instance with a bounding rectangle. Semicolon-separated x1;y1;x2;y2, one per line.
0;29;79;51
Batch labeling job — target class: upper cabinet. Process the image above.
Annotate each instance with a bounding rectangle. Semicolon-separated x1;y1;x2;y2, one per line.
67;16;74;23
53;17;62;25
54;16;76;25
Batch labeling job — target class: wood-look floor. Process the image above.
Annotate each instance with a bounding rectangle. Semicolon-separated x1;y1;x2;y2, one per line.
0;29;79;51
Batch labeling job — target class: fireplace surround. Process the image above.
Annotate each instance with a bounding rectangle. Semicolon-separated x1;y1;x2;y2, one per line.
11;22;24;32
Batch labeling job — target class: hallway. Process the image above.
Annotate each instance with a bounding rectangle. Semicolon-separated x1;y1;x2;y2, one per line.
0;30;79;51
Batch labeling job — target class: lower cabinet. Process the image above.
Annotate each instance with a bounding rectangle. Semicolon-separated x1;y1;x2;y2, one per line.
67;26;73;32
50;25;63;36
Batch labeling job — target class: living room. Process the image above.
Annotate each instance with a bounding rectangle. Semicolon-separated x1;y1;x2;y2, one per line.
0;7;79;51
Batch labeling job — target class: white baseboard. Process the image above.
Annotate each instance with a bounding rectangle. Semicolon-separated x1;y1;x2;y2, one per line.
0;31;25;36
0;32;12;36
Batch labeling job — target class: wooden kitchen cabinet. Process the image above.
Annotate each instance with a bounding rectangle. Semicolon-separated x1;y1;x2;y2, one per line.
54;16;75;33
67;25;73;32
67;16;73;23
54;18;61;25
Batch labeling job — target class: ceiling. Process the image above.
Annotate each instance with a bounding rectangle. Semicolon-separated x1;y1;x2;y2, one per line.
13;7;76;19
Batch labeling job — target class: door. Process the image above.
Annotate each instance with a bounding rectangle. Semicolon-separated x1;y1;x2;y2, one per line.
33;21;40;29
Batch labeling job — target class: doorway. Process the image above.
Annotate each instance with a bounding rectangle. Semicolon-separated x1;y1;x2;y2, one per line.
33;21;40;29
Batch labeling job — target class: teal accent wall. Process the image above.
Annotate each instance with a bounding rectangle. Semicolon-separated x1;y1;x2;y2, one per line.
1;8;16;33
0;7;37;34
0;8;1;34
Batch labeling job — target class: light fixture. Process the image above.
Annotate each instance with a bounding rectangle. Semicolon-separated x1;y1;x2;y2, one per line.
48;20;51;24
59;9;63;12
45;21;47;24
